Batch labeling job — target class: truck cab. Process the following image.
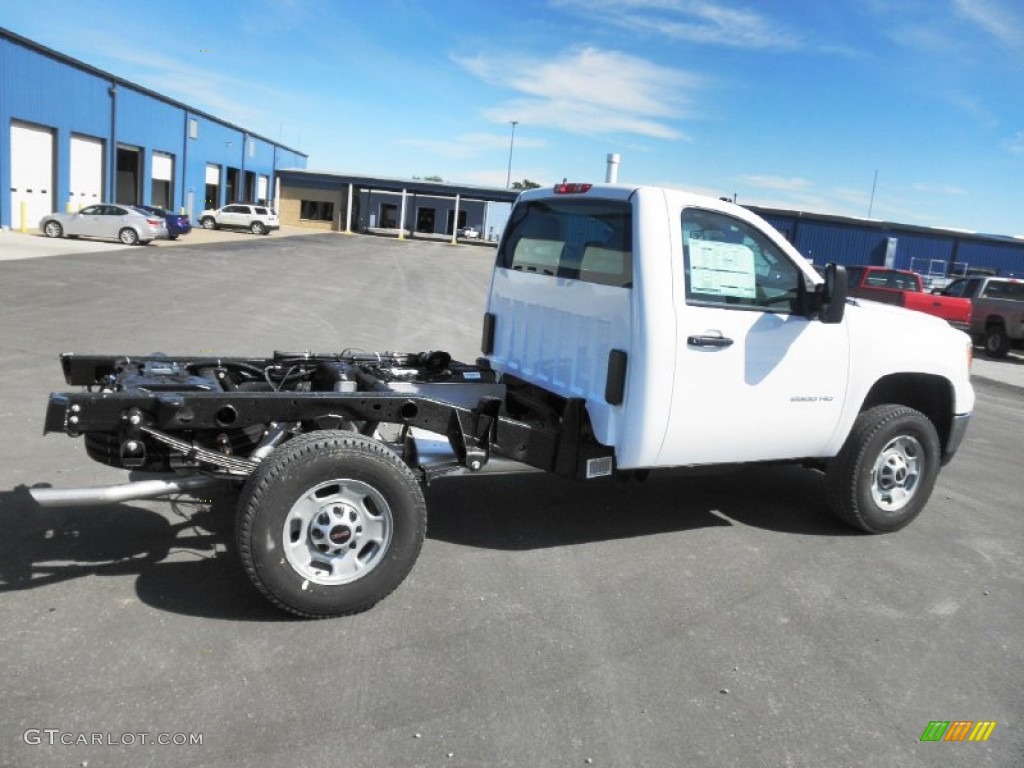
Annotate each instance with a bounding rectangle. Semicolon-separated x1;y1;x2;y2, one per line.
485;183;973;471
845;265;972;330
939;276;1024;357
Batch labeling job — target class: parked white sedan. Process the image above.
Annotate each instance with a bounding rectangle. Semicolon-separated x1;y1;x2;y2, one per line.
39;204;168;245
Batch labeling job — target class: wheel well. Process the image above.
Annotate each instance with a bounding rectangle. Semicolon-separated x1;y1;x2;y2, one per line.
861;374;952;448
985;315;1005;329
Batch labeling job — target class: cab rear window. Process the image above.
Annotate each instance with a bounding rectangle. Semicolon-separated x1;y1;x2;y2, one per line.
982;280;1024;300
498;199;632;287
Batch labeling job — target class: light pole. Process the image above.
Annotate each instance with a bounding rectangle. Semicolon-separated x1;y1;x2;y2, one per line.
505;120;518;188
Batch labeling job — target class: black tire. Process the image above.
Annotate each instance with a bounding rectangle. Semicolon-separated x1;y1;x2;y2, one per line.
119;227;139;245
983;325;1010;358
826;405;940;534
236;432;426;617
42;220;63;238
250;221;265;235
201;217;217;230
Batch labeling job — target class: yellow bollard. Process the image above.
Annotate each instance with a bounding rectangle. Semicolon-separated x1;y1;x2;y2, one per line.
19;201;27;233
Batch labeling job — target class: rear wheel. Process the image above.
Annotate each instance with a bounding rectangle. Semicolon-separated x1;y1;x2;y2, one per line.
43;220;63;238
119;227;139;245
826;405;940;533
984;325;1010;358
250;221;266;235
201;217;217;230
236;432;426;617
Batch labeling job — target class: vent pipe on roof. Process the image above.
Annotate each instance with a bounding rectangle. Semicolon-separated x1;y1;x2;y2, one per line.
605;153;620;184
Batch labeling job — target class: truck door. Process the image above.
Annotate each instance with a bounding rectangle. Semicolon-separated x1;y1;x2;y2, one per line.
658;207;850;466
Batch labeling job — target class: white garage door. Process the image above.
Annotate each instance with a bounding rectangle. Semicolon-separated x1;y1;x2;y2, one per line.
151;151;174;208
205;163;220;185
11;122;54;228
70;135;104;210
258;175;268;202
152;152;173;182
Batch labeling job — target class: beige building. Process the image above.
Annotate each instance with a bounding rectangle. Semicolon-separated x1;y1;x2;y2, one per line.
276;170;518;237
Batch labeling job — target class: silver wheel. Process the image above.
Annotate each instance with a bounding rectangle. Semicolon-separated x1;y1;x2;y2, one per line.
870;435;922;512
282;478;393;585
201;217;216;230
43;220;63;238
250;221;265;235
826;404;940;533
119;227;139;245
984;326;1010;358
237;431;426;617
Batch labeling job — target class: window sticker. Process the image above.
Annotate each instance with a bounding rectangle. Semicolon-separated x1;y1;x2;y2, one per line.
689;240;757;299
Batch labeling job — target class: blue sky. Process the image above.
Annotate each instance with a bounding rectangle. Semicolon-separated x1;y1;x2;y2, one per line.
5;0;1023;235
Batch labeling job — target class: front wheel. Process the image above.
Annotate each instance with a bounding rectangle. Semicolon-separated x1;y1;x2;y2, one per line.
43;220;63;238
119;227;139;245
984;326;1010;358
825;405;940;533
201;217;217;230
236;432;426;617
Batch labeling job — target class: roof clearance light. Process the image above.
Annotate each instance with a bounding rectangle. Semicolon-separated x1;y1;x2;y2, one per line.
554;182;592;194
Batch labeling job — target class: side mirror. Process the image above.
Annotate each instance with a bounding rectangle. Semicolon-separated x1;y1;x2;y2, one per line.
930;287;942;295
819;263;848;324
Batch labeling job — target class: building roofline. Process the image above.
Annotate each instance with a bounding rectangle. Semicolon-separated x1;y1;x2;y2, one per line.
748;204;1024;247
277;168;521;203
0;26;307;158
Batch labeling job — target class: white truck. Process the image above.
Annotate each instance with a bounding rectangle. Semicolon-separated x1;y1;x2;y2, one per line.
33;183;974;617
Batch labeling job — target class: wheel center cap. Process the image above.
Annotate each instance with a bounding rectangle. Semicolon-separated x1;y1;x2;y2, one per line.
329;525;352;545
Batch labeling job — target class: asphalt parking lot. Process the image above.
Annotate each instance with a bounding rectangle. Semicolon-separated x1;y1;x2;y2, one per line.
0;231;1021;768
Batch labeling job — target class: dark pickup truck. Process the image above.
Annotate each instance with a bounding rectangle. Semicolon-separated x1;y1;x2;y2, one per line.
937;276;1024;357
846;266;972;330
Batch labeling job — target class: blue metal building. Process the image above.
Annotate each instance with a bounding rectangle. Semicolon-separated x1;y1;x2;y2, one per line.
0;27;306;231
751;206;1024;280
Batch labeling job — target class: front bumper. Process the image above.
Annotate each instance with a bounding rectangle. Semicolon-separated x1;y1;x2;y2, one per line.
941;412;971;465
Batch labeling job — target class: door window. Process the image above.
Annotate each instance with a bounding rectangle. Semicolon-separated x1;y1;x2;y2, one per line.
682;208;804;312
941;279;969;297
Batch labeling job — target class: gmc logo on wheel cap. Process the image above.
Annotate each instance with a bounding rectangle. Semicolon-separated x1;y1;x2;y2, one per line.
329;526;352;544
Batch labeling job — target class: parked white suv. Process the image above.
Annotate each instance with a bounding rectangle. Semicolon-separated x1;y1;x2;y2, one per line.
199;204;279;235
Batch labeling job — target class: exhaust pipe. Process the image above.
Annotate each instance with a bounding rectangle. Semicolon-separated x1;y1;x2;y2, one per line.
30;474;223;508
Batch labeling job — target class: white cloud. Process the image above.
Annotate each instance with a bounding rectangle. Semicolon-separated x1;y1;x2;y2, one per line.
553;0;802;50
397;133;546;160
952;0;1024;50
912;182;967;195
453;47;702;139
739;175;814;192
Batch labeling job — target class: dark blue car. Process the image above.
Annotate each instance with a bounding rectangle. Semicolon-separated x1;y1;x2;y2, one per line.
136;205;192;240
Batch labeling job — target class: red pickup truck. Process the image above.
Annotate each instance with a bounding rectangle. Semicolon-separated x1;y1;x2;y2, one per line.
846;266;971;330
